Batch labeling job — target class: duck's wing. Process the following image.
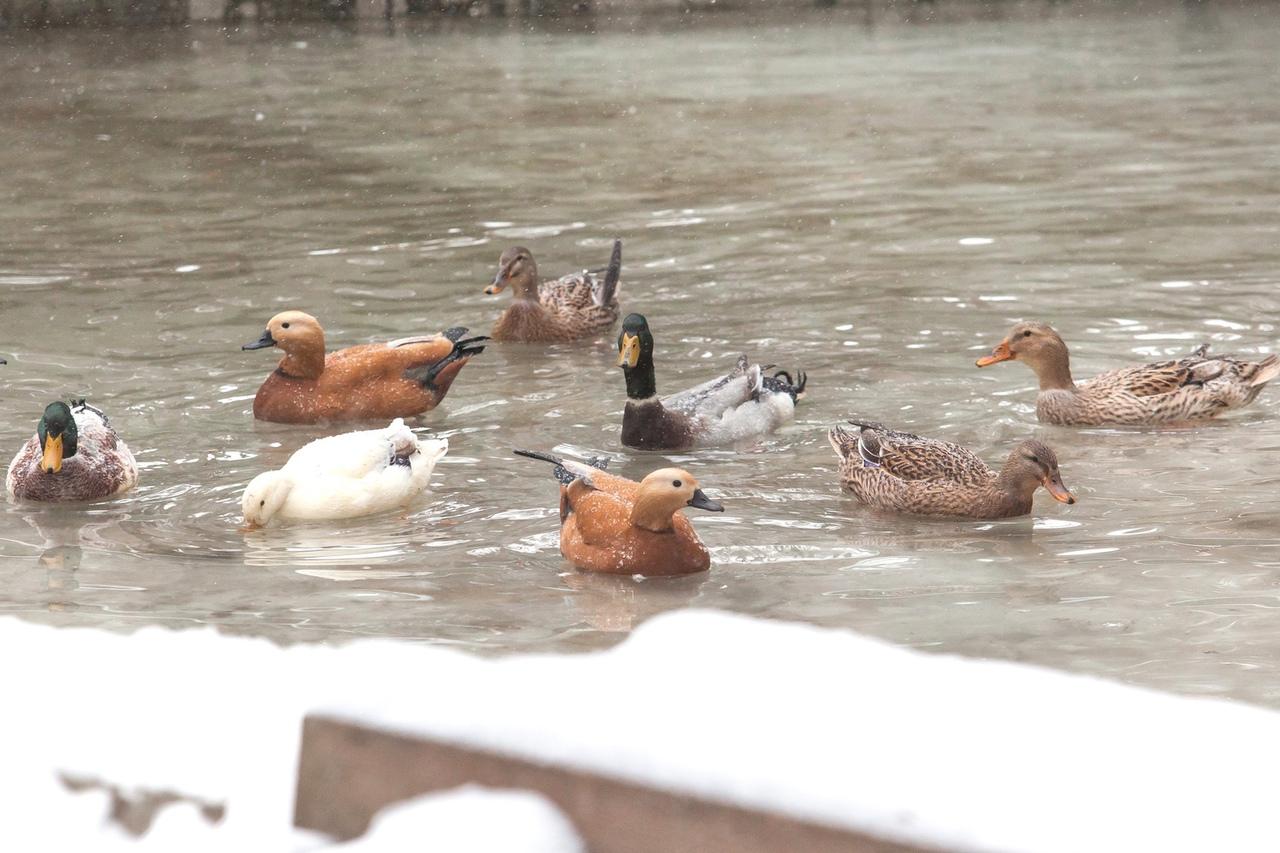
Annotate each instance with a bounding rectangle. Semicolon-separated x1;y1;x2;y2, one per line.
845;420;991;485
1082;345;1280;420
286;419;419;480
661;355;755;418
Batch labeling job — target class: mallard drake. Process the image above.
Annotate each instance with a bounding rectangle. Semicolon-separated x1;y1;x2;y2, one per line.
514;449;723;576
616;313;807;450
828;420;1075;519
976;321;1280;426
7;400;139;502
485;239;622;343
241;418;447;527
242;311;487;424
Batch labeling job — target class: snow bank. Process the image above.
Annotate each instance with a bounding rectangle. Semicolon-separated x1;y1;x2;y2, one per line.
321;787;584;853
2;610;1279;852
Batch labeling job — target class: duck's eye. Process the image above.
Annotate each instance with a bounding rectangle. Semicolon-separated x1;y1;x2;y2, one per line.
1022;330;1032;338
282;322;290;329
672;479;682;488
260;500;266;507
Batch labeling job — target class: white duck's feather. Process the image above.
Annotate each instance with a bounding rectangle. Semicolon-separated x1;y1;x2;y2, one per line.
242;419;447;526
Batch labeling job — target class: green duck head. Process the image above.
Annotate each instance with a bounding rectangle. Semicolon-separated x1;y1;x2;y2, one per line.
36;402;78;474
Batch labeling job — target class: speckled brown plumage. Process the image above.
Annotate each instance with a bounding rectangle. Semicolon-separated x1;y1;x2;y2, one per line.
828;421;1076;519
486;239;622;343
7;401;138;503
243;311;486;424
977;322;1280;426
514;450;723;576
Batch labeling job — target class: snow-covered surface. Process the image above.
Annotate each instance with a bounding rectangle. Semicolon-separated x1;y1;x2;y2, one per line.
324;787;584;853
3;610;1280;851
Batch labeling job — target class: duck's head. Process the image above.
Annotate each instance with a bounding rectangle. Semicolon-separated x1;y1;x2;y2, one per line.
486;246;538;297
1000;439;1075;504
630;467;724;532
241;470;294;528
243;311;324;354
976;321;1072;386
617;313;655;370
36;401;78;474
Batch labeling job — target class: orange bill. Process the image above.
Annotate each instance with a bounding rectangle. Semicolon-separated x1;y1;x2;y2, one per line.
41;434;63;474
1043;474;1076;505
975;339;1014;367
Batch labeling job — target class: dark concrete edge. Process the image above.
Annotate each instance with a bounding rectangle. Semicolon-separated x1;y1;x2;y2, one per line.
295;713;944;853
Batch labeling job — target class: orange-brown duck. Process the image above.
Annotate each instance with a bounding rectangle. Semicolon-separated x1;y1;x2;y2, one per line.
486;239;622;343
514;449;723;576
977;321;1280;426
242;311;486;424
828;420;1075;520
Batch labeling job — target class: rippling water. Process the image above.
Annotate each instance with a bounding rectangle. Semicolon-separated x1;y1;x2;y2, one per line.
2;3;1279;705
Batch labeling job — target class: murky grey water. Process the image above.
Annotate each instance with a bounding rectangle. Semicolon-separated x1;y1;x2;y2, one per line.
2;3;1279;705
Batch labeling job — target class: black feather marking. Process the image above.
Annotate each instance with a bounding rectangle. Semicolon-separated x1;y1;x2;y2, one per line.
598;238;622;305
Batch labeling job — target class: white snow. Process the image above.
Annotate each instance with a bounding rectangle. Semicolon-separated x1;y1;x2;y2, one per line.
320;787;584;853
2;610;1279;852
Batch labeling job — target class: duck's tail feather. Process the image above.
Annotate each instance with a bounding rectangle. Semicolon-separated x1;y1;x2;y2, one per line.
1251;354;1280;387
597;238;622;306
827;424;858;460
762;368;808;403
514;449;608;486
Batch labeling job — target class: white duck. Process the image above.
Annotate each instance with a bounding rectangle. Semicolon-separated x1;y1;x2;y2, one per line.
616;313;808;450
241;419;447;527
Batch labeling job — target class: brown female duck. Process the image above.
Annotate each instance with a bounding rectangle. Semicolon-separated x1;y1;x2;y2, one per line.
485;239;622;343
242;311;487;424
828;420;1075;519
977;321;1280;426
514;449;723;576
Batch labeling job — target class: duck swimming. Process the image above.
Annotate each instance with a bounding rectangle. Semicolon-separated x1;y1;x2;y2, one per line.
7;400;139;502
485;239;622;343
828;420;1075;520
514;449;723;576
241;418;448;528
242;311;487;424
616;313;807;450
976;321;1280;426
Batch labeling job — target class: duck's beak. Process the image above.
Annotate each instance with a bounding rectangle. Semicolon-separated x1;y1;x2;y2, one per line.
485;260;516;296
1043;473;1076;505
242;329;276;351
687;489;724;512
618;333;640;368
41;434;64;474
976;339;1014;367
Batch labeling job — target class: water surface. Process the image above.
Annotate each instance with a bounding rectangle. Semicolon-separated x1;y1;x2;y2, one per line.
2;3;1280;706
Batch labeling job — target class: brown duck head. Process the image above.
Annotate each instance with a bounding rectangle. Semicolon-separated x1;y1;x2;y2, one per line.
630;467;724;533
998;439;1076;505
243;311;327;380
486;246;539;299
976;321;1075;390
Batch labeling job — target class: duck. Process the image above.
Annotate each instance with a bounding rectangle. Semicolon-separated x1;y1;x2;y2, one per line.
976;321;1280;426
241;418;448;527
485;238;622;342
7;400;139;503
828;420;1075;519
616;313;807;450
242;311;487;424
514;449;723;576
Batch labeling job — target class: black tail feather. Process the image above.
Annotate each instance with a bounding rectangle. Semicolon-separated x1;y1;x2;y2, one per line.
599;238;622;305
514;449;609;486
762;368;808;403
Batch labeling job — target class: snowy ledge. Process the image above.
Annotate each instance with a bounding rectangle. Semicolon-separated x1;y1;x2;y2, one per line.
4;611;1279;851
